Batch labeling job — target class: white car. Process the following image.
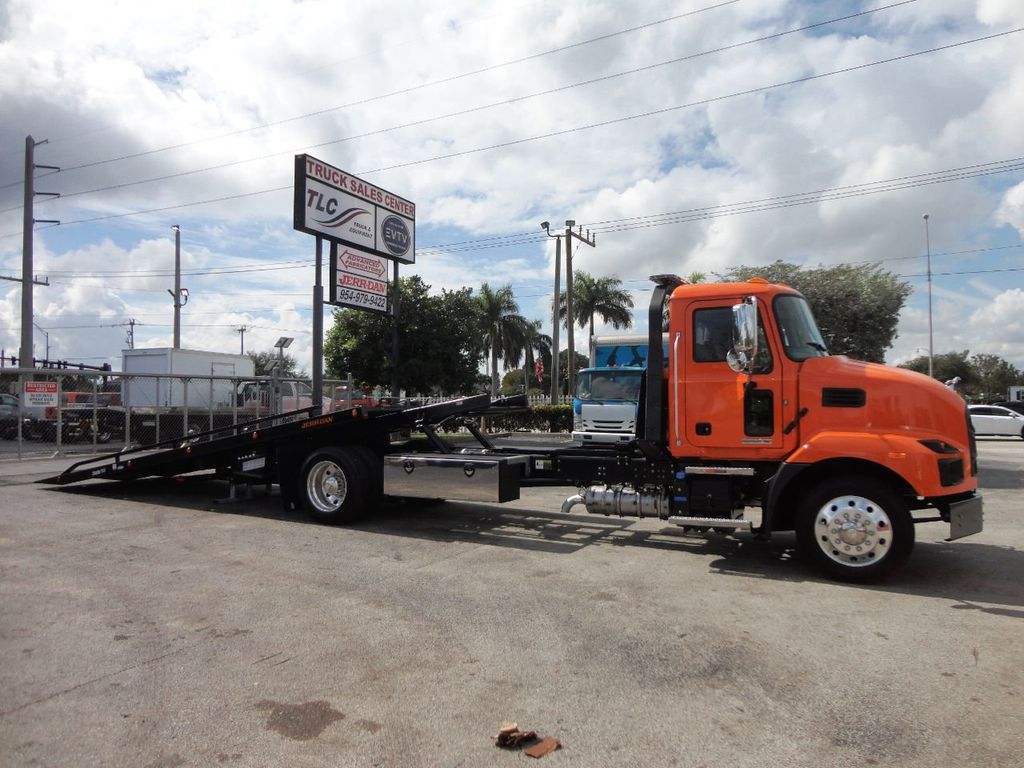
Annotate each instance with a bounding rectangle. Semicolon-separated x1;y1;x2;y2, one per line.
969;404;1024;439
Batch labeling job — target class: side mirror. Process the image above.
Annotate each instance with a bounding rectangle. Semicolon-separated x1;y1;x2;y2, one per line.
728;297;759;374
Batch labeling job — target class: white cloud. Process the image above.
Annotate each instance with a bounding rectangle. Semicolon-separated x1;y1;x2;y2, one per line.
1;0;1022;374
995;181;1024;235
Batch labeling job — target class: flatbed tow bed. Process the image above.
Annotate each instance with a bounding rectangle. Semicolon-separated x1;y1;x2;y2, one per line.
39;394;583;518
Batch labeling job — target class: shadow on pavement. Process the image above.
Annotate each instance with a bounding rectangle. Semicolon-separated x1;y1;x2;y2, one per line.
43;473;1023;611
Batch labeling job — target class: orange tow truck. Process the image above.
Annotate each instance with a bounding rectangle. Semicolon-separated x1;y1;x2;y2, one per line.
44;274;982;582
555;274;982;580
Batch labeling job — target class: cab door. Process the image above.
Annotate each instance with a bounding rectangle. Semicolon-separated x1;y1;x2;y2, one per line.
672;299;796;461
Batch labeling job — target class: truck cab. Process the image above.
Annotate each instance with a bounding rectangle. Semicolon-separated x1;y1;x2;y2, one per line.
238;379;328;415
572;367;643;445
573;334;668;446
557;274;981;581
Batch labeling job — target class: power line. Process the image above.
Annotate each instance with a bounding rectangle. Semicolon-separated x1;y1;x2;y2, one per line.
898;267;1024;278
17;256;1020;326
29;0;742;179
5;23;1016;238
42;259;311;278
9;161;1024;284
15;2;913;208
10;321;312;331
356;28;1024;178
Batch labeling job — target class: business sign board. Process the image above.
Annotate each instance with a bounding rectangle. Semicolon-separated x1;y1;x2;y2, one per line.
330;245;391;314
24;381;58;407
294;154;415;264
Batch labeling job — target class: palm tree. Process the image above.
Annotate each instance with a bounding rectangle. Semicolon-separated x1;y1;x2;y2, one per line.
517;320;552;392
560;270;634;342
477;283;529;397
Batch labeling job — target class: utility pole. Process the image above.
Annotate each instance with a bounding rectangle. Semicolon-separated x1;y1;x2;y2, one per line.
20;135;60;370
236;325;248;355
125;318;136;350
541;222;561;403
564;220;595;400
169;225;183;348
923;213;933;378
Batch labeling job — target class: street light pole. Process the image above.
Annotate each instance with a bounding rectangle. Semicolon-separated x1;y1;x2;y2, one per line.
923;214;933;378
32;321;49;362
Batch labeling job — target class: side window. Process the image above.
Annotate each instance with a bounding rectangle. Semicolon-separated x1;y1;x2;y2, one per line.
693;307;773;373
693;308;734;363
752;321;773;374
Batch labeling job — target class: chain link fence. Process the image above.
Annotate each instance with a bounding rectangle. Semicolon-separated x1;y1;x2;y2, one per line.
0;368;350;460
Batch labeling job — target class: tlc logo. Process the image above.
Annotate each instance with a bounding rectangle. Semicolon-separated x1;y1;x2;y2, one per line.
307;190;369;229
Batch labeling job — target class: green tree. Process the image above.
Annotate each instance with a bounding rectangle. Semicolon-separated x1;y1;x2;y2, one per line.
248;350;302;377
970;353;1022;402
900;350;974;387
557;349;590;396
500;368;541;396
722;261;912;362
477;283;529;397
505;320;551;394
900;351;1022;401
324;276;484;395
663;271;706;330
559;271;634;341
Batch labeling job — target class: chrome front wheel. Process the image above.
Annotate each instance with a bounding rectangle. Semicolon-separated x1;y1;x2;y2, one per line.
797;476;914;582
811;494;893;568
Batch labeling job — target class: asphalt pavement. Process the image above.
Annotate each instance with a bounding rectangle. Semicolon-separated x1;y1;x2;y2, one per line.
0;438;1021;767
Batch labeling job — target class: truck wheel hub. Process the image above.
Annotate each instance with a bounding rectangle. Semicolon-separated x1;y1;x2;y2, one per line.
307;460;348;512
814;495;892;567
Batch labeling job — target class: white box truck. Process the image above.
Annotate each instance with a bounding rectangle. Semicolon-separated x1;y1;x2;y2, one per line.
122;348;255;410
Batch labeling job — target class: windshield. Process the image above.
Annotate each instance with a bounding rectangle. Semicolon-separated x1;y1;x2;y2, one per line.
774;295;829;361
575;370;643;402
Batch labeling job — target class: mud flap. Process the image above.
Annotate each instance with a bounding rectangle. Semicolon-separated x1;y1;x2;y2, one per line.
946;494;983;541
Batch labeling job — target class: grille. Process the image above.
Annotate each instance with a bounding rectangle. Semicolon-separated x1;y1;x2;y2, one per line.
583;419;636;432
938;457;964;487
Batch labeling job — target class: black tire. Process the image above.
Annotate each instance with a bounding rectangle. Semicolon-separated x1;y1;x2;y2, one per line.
298;446;371;524
796;475;914;582
347;444;383;507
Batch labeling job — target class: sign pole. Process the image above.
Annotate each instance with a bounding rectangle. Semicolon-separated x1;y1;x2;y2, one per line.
312;237;325;413
391;260;400;399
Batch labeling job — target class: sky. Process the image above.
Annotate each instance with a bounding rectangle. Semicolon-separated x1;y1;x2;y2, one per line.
1;0;1022;379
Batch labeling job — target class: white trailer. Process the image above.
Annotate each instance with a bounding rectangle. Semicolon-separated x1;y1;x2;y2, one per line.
121;348;255;410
